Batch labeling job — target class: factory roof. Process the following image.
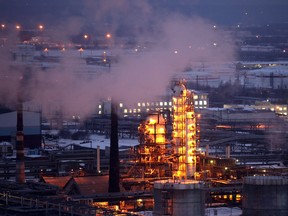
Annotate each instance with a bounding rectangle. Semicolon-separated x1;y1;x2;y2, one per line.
41;175;71;189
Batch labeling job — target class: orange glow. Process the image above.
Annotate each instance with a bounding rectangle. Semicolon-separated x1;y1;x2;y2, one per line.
38;25;44;30
172;82;197;179
16;25;21;30
216;125;232;129
106;33;111;39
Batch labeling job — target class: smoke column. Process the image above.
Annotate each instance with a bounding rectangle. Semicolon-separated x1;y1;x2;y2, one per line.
0;1;236;121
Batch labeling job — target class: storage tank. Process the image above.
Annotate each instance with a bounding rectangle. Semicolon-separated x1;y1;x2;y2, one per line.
153;180;205;216
242;176;288;216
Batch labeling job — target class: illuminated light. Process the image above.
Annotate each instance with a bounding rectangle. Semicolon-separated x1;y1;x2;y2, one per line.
210;160;214;164
213;42;217;46
213;25;217;28
106;33;111;39
38;25;44;30
1;24;5;28
16;25;21;30
174;50;178;54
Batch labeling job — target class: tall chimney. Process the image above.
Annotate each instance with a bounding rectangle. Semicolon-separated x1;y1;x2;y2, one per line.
108;100;120;193
16;77;25;184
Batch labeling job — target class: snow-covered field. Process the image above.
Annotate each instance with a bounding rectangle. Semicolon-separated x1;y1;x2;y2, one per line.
43;131;139;150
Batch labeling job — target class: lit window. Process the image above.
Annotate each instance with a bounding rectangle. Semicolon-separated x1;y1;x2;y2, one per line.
129;109;132;113
142;103;145;107
137;109;141;112
98;105;102;108
203;100;207;105
164;102;167;106
133;109;137;113
138;103;141;107
119;103;123;108
195;101;198;105
160;102;163;106
146;108;150;112
156;102;159;106
194;95;198;100
169;102;172;106
147;102;150;106
199;100;203;105
98;111;102;114
124;109;128;113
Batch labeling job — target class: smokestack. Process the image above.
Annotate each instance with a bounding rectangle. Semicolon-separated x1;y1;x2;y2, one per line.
16;77;25;184
108;100;120;193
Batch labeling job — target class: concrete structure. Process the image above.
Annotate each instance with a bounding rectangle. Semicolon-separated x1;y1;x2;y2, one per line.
153;180;205;216
242;176;288;216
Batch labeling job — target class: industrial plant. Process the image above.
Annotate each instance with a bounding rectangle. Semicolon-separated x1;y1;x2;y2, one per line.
1;78;288;215
1;14;288;216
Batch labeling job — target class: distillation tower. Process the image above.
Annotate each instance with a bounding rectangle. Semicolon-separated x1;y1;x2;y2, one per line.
172;81;197;180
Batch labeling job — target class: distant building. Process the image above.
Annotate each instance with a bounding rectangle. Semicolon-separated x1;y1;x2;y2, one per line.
0;111;41;149
98;91;209;118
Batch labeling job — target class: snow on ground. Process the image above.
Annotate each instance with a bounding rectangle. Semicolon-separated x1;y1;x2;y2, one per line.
52;133;139;150
205;207;242;216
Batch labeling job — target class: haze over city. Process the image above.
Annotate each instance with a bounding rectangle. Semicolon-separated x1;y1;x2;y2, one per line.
1;1;288;216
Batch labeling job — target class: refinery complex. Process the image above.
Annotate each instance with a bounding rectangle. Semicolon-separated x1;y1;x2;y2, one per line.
1;21;288;216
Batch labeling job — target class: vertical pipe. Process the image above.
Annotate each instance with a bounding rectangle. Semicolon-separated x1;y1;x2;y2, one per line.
226;144;231;159
205;145;209;157
16;77;25;184
97;145;100;173
108;100;120;193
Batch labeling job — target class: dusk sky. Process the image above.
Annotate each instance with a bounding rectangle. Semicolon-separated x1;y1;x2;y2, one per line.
0;0;288;29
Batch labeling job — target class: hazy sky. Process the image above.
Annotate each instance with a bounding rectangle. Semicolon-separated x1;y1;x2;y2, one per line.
0;0;288;28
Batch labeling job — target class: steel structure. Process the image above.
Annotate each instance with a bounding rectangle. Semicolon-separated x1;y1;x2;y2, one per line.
172;81;197;180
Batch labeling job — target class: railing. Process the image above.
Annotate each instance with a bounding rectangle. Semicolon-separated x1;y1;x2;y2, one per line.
0;192;96;216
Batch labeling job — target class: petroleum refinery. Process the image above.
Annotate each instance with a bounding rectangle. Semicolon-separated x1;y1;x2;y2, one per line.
1;80;288;216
